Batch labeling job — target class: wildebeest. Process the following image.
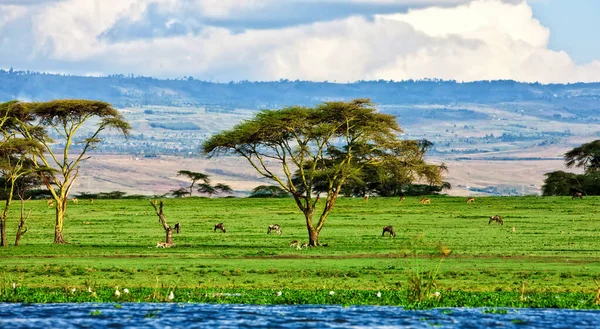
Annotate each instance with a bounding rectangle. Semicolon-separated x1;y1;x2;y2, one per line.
382;225;396;237
214;222;226;233
489;215;503;225
466;197;475;203
174;222;181;234
267;224;282;235
572;192;583;199
419;198;431;204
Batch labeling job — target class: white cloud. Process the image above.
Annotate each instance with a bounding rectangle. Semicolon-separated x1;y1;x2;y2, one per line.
0;0;599;83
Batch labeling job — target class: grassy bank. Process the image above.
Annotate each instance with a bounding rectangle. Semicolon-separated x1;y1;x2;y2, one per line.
1;196;599;306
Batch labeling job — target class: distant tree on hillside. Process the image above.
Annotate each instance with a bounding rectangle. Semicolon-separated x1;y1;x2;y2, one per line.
250;185;289;198
177;170;209;197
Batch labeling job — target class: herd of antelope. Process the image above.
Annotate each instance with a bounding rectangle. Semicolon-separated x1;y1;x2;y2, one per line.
204;192;588;248
49;191;585;249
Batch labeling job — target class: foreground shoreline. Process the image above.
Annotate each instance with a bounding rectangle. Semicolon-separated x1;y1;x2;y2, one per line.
1;287;599;309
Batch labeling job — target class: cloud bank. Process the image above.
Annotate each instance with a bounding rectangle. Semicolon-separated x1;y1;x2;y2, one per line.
0;0;598;82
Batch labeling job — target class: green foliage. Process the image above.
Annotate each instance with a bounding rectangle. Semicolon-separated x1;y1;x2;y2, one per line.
564;140;600;173
249;185;290;198
203;99;444;244
543;140;600;196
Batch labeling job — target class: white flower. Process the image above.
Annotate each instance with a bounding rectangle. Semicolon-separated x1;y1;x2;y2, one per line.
329;291;335;296
434;291;441;297
276;291;282;297
123;288;129;294
376;291;381;298
12;282;16;289
71;288;77;292
88;287;93;293
168;291;174;300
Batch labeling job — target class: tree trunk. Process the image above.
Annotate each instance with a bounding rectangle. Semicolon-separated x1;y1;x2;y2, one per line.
54;198;67;244
308;229;319;247
15;200;31;247
165;227;173;244
15;218;27;246
0;217;6;247
1;198;11;247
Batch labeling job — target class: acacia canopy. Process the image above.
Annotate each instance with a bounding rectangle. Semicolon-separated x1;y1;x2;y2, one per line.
203;99;444;246
7;99;130;244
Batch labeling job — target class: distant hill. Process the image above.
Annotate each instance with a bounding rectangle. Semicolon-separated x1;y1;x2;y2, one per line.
2;69;600;108
3;69;600;196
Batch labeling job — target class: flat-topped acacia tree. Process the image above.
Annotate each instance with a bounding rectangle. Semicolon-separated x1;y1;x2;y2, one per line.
11;100;130;244
0;101;45;247
203;99;444;246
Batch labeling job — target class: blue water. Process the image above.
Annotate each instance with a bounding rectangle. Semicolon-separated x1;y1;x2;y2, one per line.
1;303;599;328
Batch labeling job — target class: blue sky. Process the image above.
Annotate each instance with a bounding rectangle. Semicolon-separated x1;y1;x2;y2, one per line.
531;0;600;64
0;0;599;83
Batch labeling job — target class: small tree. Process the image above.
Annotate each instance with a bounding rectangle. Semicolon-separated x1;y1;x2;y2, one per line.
204;99;444;246
150;200;175;246
177;170;209;197
214;183;233;195
170;187;189;198
11;100;130;244
197;183;216;197
0;101;44;247
250;185;289;198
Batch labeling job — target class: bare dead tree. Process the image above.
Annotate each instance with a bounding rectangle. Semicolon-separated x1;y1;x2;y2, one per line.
150;200;174;247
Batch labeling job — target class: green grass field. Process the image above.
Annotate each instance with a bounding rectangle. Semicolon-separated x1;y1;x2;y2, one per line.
1;196;600;305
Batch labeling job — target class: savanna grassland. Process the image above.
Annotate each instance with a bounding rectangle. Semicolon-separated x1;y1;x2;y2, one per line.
1;196;600;306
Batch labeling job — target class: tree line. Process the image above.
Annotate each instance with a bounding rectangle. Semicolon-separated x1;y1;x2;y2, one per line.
1;98;446;247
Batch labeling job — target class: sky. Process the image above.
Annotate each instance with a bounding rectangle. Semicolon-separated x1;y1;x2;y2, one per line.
0;0;599;83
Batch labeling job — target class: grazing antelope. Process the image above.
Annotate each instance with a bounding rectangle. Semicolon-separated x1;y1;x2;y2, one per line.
466;197;475;203
364;194;369;202
89;198;94;204
489;215;503;225
399;195;405;202
174;222;181;234
289;240;305;250
214;222;226;233
382;225;396;237
47;199;54;208
72;197;78;204
572;192;583;200
419;198;431;204
156;242;174;248
267;224;282;235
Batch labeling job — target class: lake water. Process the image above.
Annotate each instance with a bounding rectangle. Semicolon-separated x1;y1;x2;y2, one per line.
1;303;599;328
